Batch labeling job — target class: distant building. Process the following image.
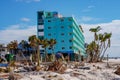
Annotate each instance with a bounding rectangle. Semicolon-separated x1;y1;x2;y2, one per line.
0;44;7;54
37;11;86;61
0;44;7;61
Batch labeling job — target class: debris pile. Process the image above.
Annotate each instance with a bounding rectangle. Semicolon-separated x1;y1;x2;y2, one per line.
47;61;67;74
114;67;120;75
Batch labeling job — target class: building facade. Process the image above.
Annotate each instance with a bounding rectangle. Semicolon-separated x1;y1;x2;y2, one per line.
37;11;86;61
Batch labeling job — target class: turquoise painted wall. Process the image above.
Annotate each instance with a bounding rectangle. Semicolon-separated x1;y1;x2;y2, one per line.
44;17;73;53
44;17;85;56
37;11;86;57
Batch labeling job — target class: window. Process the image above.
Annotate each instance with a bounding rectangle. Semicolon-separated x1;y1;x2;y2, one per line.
38;19;44;23
69;39;72;42
47;13;51;16
68;18;72;21
48;33;51;36
48;27;51;29
38;23;44;25
61;40;64;42
48;48;51;50
61;26;64;28
38;29;44;32
61;33;64;36
62;47;65;50
69;25;72;28
38;32;44;36
60;18;64;21
69;32;72;35
38;25;44;29
40;50;44;52
69;46;72;49
48;20;51;22
38;36;44;39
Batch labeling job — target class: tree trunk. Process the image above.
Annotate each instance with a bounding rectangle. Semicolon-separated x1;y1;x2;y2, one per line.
44;48;48;62
52;48;55;62
97;43;104;61
100;44;109;61
37;45;40;66
21;51;27;63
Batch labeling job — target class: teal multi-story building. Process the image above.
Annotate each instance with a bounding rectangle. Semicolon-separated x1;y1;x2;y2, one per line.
37;11;86;61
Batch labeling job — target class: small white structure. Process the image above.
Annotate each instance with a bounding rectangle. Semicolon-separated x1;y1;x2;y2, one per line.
0;44;8;62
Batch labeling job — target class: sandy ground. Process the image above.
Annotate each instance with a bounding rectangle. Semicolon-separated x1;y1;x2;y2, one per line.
19;59;120;80
0;59;120;80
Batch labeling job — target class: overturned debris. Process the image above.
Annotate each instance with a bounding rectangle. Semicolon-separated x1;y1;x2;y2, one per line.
114;67;120;75
47;61;67;74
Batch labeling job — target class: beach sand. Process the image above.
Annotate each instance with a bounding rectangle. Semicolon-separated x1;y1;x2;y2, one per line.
0;59;120;80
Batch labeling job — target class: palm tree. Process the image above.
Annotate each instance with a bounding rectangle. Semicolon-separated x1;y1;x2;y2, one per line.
41;39;49;62
89;26;102;62
100;32;112;61
79;25;84;33
18;40;29;62
6;40;18;72
7;40;18;55
90;41;99;62
49;39;56;61
86;41;95;62
89;26;101;41
95;33;104;61
88;26;112;62
28;35;41;66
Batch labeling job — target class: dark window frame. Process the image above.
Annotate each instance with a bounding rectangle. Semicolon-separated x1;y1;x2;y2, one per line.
61;40;64;42
38;29;44;32
69;32;72;35
60;18;64;22
48;33;51;36
61;33;64;36
48;20;51;22
69;39;72;42
68;18;72;21
61;26;64;28
62;47;65;50
48;26;51;29
69;46;72;49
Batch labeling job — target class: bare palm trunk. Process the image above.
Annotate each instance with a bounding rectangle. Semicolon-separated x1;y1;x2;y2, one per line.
44;48;47;62
37;45;40;66
21;51;27;63
100;44;109;61
52;48;55;62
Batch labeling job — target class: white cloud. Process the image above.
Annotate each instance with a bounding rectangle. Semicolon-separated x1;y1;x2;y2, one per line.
21;17;30;22
82;5;95;12
78;16;100;22
16;0;40;3
81;16;93;22
7;24;21;30
82;20;120;43
81;20;120;57
1;19;120;57
0;24;37;44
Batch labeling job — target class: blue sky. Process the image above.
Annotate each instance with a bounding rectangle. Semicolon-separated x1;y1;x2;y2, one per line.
0;0;120;57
